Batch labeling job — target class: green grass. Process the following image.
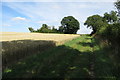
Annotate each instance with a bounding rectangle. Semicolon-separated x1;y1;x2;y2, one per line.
2;35;119;79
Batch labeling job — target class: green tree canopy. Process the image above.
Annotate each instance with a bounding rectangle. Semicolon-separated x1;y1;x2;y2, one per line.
28;27;36;32
38;24;51;33
115;0;120;13
58;26;64;33
60;16;80;34
115;0;120;22
103;11;118;23
42;24;48;29
84;15;106;35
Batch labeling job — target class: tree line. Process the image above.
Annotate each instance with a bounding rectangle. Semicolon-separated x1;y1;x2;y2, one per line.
84;0;120;59
28;16;80;34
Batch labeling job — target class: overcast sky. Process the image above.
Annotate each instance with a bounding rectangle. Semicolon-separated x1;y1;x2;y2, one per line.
1;0;116;34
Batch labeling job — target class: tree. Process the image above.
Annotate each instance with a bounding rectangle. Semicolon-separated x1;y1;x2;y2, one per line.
115;0;120;22
60;16;80;34
42;24;48;28
52;26;58;33
84;15;106;35
39;24;51;33
103;11;118;24
58;26;64;33
28;27;36;32
115;0;120;14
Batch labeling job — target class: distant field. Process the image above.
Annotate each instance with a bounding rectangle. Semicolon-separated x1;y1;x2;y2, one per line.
1;32;80;43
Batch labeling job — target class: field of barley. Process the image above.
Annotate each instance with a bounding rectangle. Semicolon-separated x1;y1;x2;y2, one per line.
1;32;80;69
1;32;80;43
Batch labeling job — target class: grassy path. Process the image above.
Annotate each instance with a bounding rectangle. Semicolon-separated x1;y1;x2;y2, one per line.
3;35;118;79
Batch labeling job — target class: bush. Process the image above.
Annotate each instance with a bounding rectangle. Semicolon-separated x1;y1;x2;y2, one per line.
99;23;120;45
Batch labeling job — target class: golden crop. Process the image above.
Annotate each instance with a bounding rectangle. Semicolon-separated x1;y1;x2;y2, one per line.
1;32;80;69
1;32;80;43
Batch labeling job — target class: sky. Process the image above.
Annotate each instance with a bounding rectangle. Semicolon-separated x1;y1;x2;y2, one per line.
1;0;116;34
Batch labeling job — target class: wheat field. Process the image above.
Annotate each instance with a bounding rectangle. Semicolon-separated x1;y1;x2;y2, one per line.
1;32;80;69
1;32;80;42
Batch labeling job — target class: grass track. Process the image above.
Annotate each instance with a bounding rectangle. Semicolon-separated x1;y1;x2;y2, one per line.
3;35;119;79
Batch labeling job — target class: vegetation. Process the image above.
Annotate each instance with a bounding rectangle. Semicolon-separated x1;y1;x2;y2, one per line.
28;16;80;34
3;35;119;79
60;16;80;34
115;0;120;22
115;0;120;15
2;32;79;70
103;11;118;23
2;40;56;70
28;27;36;32
84;0;119;50
2;0;120;79
84;1;120;78
84;15;107;35
28;24;58;33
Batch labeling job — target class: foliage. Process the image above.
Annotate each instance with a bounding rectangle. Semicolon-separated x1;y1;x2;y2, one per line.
58;26;64;33
103;11;118;23
37;24;51;33
104;23;120;46
28;16;80;34
51;26;58;33
84;11;118;36
28;24;58;33
92;1;120;65
60;16;80;34
85;1;120;60
115;0;120;22
98;11;119;46
97;24;109;37
84;15;106;35
115;0;120;12
28;27;36;32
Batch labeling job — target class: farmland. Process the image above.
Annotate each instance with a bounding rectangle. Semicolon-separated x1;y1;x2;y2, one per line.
2;0;120;79
2;33;119;79
1;32;80;43
1;32;80;70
